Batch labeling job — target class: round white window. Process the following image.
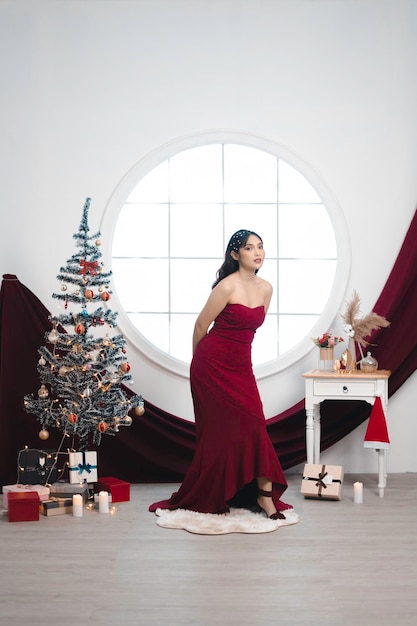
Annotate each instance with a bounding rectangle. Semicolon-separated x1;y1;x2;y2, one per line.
104;132;350;379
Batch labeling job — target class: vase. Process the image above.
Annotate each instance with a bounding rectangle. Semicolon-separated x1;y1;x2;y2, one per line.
347;337;357;370
318;347;334;371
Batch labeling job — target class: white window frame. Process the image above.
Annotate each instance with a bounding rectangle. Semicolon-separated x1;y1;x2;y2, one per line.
101;130;351;380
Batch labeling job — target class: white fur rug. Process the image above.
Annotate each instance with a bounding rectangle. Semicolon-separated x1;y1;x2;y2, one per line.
154;507;299;535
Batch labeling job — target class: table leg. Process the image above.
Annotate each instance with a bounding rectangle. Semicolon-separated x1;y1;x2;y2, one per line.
314;405;321;464
306;408;315;464
377;449;386;497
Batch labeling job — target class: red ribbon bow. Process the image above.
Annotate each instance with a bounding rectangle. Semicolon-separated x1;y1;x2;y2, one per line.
79;260;99;277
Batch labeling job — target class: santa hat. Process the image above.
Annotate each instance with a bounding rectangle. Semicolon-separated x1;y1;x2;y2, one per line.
363;396;390;449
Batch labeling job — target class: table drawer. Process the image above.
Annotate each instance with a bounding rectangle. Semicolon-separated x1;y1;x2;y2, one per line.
313;380;377;397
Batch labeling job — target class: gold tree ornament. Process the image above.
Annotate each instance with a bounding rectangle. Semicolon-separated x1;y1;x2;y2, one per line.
341;290;390;348
39;428;50;440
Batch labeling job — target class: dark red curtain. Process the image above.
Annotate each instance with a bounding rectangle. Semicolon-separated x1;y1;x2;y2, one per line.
365;210;417;396
1;209;416;486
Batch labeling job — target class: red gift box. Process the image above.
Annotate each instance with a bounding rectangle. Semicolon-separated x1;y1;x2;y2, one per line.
8;491;40;522
95;476;130;503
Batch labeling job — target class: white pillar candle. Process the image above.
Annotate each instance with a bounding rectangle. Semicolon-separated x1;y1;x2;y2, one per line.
98;491;109;514
353;481;363;504
94;492;112;503
72;493;83;517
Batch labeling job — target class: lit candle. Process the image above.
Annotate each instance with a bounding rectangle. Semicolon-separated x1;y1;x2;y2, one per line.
98;491;109;514
72;493;83;517
353;481;363;504
94;492;112;504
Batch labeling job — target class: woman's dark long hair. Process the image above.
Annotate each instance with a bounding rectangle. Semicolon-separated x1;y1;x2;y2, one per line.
212;229;263;288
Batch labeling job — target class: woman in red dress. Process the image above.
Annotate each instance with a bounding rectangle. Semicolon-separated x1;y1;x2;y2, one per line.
149;230;292;518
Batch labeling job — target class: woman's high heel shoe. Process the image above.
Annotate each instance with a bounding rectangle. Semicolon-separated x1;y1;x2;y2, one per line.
257;488;286;520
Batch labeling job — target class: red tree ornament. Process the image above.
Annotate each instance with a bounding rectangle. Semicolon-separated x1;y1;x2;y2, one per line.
75;323;85;335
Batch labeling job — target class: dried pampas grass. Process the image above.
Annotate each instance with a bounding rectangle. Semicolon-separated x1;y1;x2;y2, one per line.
341;290;390;347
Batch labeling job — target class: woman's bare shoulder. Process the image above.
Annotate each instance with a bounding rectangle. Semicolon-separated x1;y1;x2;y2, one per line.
257;276;273;294
214;274;236;294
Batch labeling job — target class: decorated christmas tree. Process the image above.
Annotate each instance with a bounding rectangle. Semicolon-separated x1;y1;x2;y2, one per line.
24;198;144;451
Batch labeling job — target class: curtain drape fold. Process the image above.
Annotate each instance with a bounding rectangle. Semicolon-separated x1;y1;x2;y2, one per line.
1;210;416;485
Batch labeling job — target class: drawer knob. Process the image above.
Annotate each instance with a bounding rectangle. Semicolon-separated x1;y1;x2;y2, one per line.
343;385;348;393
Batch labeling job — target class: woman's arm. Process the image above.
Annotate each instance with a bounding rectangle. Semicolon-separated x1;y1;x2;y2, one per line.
192;280;232;353
263;280;273;314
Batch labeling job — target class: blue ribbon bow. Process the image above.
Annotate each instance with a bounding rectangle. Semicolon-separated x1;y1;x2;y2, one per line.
78;462;92;474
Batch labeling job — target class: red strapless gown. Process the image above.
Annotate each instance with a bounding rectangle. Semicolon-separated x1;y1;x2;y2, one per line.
149;303;290;514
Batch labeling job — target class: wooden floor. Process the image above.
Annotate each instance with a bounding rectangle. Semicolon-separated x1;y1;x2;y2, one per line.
1;473;416;626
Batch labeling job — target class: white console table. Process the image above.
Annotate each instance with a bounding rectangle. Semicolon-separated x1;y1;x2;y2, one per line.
302;370;391;497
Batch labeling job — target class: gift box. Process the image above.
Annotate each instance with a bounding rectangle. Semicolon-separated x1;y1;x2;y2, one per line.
8;491;40;522
301;464;344;500
68;451;98;484
49;481;89;503
40;498;73;516
17;448;58;485
2;484;50;510
94;477;130;503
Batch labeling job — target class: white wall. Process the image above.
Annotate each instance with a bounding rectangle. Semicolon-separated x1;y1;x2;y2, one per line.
1;0;416;472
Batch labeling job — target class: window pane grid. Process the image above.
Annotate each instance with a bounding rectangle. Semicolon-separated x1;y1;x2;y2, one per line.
112;143;337;366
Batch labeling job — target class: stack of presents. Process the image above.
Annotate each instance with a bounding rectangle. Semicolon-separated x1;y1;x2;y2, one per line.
2;448;131;522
